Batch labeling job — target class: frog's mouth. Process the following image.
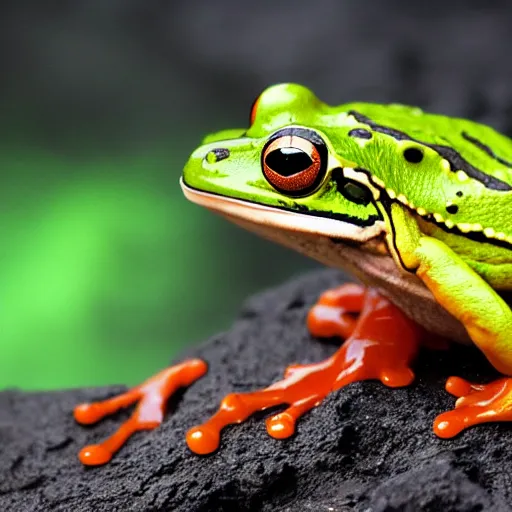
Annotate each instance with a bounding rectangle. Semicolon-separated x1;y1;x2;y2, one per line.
180;178;386;243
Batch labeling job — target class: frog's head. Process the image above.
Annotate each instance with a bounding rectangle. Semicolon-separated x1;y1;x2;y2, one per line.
187;82;512;259
181;83;387;260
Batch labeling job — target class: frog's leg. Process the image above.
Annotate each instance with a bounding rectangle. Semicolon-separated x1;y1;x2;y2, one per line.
389;204;512;437
74;359;207;465
186;283;421;455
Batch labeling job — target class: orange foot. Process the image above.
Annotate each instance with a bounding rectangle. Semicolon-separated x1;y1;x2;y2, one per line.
74;359;207;466
186;284;423;455
434;376;512;438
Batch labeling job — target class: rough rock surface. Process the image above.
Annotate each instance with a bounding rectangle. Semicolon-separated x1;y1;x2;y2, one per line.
1;269;512;511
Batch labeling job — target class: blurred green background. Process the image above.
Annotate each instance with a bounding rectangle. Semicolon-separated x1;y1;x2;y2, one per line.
2;0;511;390
0;2;321;390
0;142;315;390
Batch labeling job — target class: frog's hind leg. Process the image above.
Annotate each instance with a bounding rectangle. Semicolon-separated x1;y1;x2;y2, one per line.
186;284;422;455
417;237;512;438
402;233;512;438
388;203;512;438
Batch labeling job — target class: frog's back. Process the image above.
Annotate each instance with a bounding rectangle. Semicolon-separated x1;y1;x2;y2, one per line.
339;102;512;186
328;102;512;290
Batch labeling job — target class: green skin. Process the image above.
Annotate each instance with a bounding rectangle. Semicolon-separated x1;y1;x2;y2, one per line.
182;83;512;376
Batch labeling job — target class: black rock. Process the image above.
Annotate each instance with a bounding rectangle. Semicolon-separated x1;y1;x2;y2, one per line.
1;269;511;511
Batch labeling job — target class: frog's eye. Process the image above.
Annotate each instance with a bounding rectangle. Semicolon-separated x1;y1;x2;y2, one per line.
249;95;260;126
261;128;327;196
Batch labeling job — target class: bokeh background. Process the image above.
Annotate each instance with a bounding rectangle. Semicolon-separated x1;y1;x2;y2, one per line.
2;0;512;390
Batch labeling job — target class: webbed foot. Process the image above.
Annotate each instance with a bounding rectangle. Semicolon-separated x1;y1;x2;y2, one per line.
186;284;422;455
74;359;207;465
434;376;512;438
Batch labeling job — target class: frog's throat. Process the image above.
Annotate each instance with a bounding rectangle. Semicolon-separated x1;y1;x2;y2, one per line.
180;178;386;243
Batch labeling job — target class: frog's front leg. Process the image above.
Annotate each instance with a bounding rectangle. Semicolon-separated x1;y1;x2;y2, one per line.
390;204;512;437
186;283;421;455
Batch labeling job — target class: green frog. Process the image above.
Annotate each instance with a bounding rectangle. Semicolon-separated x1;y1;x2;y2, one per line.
74;83;512;465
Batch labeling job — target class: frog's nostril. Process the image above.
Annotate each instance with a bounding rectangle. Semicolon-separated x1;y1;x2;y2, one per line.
205;148;230;163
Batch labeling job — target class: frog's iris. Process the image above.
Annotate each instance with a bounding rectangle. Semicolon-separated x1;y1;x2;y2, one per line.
261;127;328;196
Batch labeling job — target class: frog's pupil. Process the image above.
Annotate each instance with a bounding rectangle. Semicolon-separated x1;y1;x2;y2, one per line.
265;147;312;177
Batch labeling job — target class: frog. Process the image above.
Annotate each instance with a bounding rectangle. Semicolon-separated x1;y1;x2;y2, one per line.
74;83;512;466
